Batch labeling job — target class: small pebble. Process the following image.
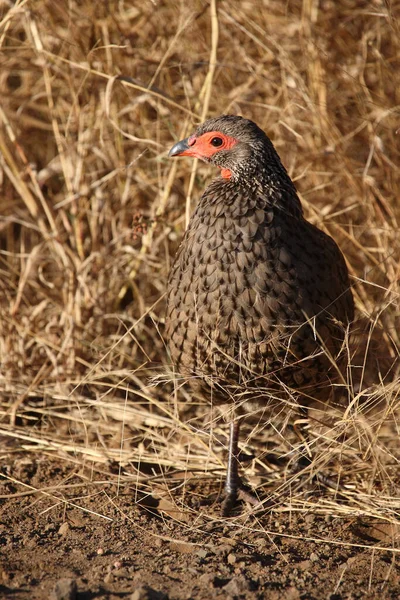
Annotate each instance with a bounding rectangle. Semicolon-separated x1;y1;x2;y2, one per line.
58;523;70;536
130;584;167;600
254;536;268;549
114;568;130;578
51;578;77;600
298;560;311;571
104;572;114;584
223;576;250;596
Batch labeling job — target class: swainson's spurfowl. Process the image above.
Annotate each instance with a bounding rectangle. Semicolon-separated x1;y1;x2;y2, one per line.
166;115;354;514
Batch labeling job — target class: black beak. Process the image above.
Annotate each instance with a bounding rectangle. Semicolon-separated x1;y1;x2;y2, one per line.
168;137;191;157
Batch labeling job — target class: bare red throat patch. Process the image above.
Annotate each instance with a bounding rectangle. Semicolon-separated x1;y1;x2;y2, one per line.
220;167;232;179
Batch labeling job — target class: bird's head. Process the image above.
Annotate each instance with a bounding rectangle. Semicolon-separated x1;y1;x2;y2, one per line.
168;115;283;182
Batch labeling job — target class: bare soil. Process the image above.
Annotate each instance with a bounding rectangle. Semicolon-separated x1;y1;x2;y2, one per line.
1;455;400;600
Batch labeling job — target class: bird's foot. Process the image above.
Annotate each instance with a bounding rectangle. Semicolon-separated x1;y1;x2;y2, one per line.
221;484;260;517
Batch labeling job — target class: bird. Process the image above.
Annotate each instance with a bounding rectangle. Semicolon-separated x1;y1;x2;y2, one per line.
166;115;354;514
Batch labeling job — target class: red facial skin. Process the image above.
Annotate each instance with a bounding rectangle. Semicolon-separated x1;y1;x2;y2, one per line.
178;131;238;179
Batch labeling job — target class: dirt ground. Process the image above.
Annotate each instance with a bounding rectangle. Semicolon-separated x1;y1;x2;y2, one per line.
1;455;400;600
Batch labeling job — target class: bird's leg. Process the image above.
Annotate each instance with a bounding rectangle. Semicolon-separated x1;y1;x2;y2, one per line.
221;420;241;516
221;419;259;516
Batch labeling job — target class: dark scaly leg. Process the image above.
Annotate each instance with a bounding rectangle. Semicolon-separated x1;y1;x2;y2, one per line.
221;420;241;516
221;419;260;516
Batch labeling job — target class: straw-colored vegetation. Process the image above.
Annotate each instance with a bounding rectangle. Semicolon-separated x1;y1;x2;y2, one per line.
0;0;399;540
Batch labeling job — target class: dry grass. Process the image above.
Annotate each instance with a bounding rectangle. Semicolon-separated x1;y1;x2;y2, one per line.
0;0;399;547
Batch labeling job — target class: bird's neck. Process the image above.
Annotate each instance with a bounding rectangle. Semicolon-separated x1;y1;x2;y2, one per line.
257;171;303;218
206;170;303;219
225;146;304;217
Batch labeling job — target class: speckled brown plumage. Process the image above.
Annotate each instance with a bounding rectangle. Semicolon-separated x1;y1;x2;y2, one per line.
166;115;354;512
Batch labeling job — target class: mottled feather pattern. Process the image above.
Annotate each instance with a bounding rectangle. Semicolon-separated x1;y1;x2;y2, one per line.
166;117;354;408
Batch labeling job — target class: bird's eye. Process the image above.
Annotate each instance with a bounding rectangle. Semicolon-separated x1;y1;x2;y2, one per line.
210;137;223;147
